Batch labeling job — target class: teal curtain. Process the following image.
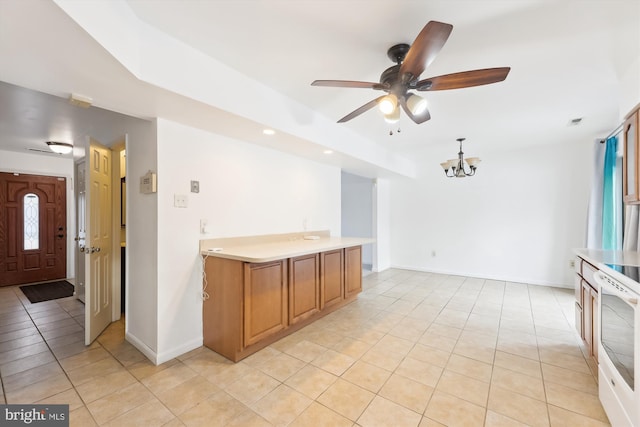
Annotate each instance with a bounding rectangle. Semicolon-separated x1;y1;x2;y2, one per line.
602;135;622;250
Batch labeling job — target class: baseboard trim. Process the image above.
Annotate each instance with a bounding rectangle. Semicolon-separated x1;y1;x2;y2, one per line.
125;331;158;364
156;337;203;365
126;332;204;366
390;264;571;289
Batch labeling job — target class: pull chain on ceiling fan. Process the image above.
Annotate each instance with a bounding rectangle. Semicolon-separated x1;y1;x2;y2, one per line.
311;21;510;125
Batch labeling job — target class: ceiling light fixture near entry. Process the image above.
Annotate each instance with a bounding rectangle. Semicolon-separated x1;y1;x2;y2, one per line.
263;129;275;135
46;141;73;155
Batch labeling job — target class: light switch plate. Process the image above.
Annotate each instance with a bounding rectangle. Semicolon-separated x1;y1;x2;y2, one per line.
190;180;199;193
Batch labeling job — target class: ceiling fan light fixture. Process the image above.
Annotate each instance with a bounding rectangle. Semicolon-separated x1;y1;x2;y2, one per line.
378;94;398;115
406;93;428;115
384;107;400;124
45;141;73;155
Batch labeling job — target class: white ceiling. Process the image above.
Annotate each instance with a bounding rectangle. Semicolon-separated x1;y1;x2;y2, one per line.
0;0;638;175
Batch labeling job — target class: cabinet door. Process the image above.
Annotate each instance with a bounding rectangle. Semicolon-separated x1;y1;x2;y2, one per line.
320;249;344;309
581;280;592;347
590;289;599;362
623;111;639;203
344;246;362;298
244;261;287;347
288;254;320;325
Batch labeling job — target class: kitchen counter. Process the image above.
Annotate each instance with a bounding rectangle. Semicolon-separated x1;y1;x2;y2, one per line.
574;248;640;271
201;230;372;362
200;230;374;263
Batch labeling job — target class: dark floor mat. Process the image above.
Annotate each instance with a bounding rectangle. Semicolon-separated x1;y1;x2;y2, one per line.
19;281;74;304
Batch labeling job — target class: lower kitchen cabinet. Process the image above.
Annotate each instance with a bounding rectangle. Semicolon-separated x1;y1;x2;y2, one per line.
574;256;599;364
203;246;363;362
288;254;320;325
320;249;344;309
244;260;288;347
345;246;362;298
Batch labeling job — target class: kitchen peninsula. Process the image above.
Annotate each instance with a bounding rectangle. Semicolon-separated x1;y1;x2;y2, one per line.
200;231;373;362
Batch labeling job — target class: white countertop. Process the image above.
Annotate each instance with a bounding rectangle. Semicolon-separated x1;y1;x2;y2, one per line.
201;235;374;263
574;248;640;270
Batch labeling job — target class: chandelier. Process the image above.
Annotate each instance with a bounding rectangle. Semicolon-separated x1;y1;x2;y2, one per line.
440;138;481;178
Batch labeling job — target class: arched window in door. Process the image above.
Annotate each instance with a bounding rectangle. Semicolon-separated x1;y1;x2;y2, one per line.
23;193;39;250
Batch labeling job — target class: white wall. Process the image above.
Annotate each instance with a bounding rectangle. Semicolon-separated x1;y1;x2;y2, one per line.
123;120;159;358
341;171;373;266
154;118;341;363
0;150;75;279
390;138;592;287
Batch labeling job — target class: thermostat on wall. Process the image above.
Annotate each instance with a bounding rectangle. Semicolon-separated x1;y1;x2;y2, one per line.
140;171;157;194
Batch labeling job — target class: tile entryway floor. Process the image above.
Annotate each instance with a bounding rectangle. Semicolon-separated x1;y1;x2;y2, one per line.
0;270;610;426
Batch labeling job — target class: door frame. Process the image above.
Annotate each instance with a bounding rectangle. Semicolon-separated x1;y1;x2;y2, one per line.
110;138;125;321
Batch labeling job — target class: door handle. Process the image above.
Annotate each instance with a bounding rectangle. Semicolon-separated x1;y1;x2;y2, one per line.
57;234;64;238
87;247;101;254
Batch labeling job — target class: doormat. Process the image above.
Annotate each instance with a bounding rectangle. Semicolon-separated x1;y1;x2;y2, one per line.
19;281;74;304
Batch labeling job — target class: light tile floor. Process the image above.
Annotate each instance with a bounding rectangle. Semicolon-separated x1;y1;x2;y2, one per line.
0;269;610;426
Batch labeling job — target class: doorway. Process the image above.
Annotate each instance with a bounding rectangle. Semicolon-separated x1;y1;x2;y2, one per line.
0;172;67;286
341;171;374;274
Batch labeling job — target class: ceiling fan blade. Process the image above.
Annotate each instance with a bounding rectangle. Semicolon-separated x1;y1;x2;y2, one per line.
399;21;453;82
399;96;431;124
416;67;511;91
337;96;386;123
312;80;388;90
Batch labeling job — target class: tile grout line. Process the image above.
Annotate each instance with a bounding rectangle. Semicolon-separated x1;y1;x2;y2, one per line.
7;287;104;425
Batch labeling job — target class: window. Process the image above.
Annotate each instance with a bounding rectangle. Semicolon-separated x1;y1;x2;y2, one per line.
23;193;39;250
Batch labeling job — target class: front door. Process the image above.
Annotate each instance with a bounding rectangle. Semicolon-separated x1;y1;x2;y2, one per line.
0;172;67;286
85;138;113;345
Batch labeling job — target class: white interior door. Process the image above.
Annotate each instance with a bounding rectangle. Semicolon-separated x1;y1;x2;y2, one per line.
85;137;113;345
75;161;86;303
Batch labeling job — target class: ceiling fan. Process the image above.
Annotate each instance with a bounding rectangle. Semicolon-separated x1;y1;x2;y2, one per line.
311;21;510;125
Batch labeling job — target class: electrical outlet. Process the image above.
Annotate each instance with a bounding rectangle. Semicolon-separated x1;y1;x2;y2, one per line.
431;250;436;257
191;180;200;193
569;259;575;269
200;219;208;234
174;194;188;208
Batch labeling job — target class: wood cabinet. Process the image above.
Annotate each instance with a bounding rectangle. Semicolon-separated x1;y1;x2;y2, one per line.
345;246;362;298
244;261;288;346
623;106;640;204
320;249;344;309
288;254;320;325
574;256;599;365
203;245;363;362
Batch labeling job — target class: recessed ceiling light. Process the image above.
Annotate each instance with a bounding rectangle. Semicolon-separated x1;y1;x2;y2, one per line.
323;150;333;155
263;129;275;135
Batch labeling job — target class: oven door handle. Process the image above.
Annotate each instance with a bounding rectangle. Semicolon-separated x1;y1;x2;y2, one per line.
595;271;639;305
